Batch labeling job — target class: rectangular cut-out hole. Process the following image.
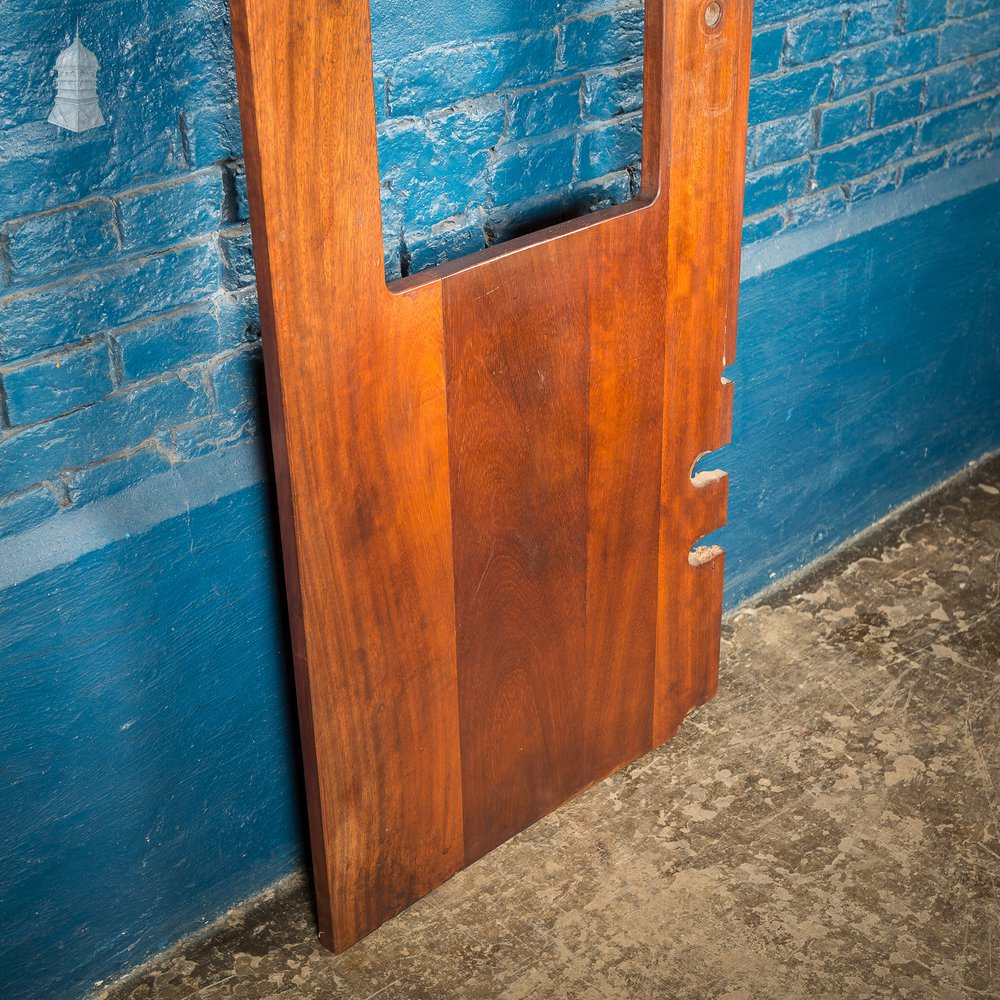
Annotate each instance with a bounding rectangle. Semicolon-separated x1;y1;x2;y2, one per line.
369;0;646;283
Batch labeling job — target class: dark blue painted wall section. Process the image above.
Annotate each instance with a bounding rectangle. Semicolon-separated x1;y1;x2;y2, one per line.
0;485;303;1000
721;180;1000;601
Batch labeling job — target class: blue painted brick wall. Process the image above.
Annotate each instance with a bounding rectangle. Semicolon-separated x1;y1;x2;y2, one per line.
1;0;998;533
744;1;1000;231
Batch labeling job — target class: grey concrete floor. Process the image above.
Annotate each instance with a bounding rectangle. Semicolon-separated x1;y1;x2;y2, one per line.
99;454;1000;1000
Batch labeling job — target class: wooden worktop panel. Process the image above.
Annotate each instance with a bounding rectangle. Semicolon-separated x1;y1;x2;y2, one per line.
231;0;752;953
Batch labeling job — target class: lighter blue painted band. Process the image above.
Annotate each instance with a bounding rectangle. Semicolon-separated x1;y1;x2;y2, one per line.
2;159;998;590
741;155;1000;281
0;442;266;590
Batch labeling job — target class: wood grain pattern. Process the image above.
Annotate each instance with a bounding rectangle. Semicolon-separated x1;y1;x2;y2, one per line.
654;0;753;745
230;0;752;952
230;1;464;951
444;240;591;863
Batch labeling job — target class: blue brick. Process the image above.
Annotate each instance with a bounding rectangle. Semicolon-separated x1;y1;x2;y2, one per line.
372;69;388;122
62;446;172;507
384;250;403;284
3;344;112;427
559;8;644;75
118;170;226;255
784;185;848;229
569;171;635;212
406;221;488;275
0;20;61;134
816;96;871;147
426;101;506;148
0;6;231;219
900;0;948;31
743;160;811;215
832;34;938;99
219;228;256;291
749;65;833;126
583;63;643;120
0;125;111;221
0;484;61;539
208;346;264;417
0;242;221;364
846;164;900;203
753;115;815;168
948;130;994;165
369;0;568;64
784;13;844;67
164;345;265;458
231;165;250;224
919;94;1000;150
216;290;261;351
115;305;220;384
177;104;241;173
577;115;642;182
753;0;838;29
492;133;576;204
485;188;580;245
742;211;785;244
0;375;209;495
161;408;259;461
872;78;925;128
974;52;1000;96
381;192;405;281
924;63;976;111
947;0;993;15
5;200;119;288
387;32;558;117
813;123;916;186
506;80;582;141
751;26;786;76
171;7;245;167
939;10;1000;62
378;119;493;230
926;52;1000;112
843;2;898;47
901;148;948;182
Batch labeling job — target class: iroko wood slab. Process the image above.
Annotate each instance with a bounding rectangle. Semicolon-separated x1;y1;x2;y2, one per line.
230;0;752;951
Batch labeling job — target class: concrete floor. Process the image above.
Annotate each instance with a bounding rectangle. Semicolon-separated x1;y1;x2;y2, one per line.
99;454;1000;1000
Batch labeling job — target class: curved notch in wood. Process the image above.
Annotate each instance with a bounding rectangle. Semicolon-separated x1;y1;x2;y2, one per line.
230;0;752;952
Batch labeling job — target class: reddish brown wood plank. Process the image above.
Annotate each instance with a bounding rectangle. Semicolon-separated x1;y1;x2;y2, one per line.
231;0;753;952
443;241;591;863
654;0;754;745
574;0;672;777
579;211;666;780
230;0;464;952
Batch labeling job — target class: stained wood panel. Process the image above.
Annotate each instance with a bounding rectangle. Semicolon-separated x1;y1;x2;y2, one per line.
655;0;753;744
444;241;591;863
230;0;752;953
230;4;464;950
580;211;666;782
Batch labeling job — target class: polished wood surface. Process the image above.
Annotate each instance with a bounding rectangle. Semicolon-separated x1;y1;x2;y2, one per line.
230;0;752;952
